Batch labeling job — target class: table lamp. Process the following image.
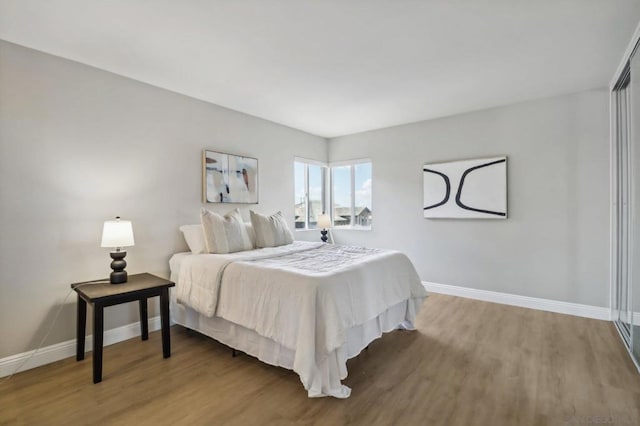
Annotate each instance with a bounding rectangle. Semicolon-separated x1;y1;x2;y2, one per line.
317;213;331;243
101;216;135;284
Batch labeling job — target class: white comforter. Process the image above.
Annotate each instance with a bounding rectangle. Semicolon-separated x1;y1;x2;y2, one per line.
175;241;426;398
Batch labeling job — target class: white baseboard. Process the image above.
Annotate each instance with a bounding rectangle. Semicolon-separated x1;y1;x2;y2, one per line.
0;316;161;378
423;282;611;321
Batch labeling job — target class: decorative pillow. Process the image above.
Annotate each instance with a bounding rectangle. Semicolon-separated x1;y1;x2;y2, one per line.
179;224;207;254
249;210;294;248
244;223;257;249
200;208;253;254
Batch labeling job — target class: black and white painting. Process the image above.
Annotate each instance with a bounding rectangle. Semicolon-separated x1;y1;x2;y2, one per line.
423;156;507;219
203;150;258;203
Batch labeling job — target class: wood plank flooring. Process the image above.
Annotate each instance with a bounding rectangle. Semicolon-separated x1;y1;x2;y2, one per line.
1;294;639;425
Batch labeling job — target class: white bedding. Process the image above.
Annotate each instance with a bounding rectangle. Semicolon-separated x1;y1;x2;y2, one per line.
171;241;427;398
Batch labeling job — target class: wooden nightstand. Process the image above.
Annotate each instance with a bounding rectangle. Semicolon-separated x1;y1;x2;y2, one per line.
71;273;175;383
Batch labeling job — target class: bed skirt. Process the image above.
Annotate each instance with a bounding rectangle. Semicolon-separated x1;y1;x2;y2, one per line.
170;294;422;398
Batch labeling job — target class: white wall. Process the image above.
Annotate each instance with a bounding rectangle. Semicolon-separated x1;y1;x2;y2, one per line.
328;89;610;307
0;41;327;359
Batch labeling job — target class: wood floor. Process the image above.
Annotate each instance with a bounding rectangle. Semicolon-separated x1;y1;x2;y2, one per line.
2;294;639;426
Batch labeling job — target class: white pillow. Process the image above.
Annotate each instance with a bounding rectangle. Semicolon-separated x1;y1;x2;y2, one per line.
179;224;207;254
249;210;294;248
244;223;256;248
201;208;253;254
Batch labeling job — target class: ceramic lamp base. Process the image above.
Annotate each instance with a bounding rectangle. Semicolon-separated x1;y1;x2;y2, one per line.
109;250;128;284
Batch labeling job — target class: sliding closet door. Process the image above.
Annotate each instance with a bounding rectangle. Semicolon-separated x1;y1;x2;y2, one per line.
630;50;640;364
615;73;631;345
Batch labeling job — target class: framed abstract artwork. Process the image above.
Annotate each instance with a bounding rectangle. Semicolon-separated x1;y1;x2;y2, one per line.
423;156;507;219
203;150;258;203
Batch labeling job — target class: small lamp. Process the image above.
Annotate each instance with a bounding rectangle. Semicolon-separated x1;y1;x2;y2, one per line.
317;213;331;243
101;216;135;284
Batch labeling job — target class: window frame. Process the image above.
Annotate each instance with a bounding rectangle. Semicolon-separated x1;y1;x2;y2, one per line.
294;157;328;230
294;157;372;231
329;158;372;230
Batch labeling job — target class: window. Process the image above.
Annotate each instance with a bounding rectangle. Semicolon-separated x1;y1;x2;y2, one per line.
294;159;327;229
294;158;372;230
331;160;372;229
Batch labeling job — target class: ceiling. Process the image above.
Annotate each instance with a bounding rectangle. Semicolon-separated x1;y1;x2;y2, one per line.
1;1;639;138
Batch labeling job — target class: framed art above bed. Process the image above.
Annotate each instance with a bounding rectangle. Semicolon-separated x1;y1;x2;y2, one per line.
203;150;258;204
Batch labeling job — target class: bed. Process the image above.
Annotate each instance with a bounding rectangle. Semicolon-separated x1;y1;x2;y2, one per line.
169;240;427;398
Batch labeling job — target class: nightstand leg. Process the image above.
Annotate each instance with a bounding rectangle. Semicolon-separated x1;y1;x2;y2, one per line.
76;295;86;361
160;288;171;358
139;298;148;340
93;303;104;383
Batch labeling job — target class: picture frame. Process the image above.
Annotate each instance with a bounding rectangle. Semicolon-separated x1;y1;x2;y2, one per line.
423;156;507;219
202;150;258;204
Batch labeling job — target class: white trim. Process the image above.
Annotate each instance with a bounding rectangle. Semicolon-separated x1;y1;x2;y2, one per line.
329;159;373;229
423;282;611;321
304;161;310;227
293;156;327;167
614;321;640;374
611;20;640;89
331;226;372;231
328;157;372;167
294;157;329;230
610;88;617;321
0;316;161;378
350;163;356;225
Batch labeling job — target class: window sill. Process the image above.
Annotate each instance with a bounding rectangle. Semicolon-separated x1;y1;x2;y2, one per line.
295;227;372;232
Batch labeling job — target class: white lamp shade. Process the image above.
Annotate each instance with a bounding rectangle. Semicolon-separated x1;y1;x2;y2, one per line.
317;214;331;229
101;219;135;248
